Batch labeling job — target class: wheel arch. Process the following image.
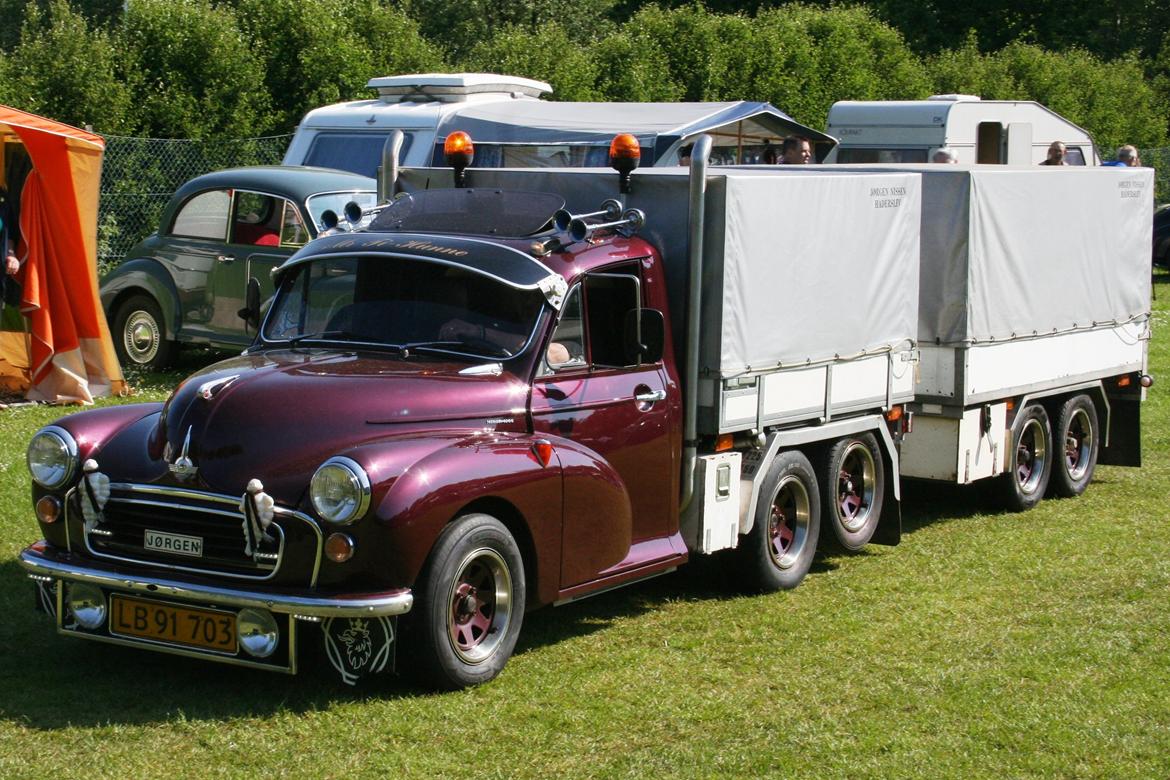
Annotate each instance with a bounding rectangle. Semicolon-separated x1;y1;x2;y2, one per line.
449;496;539;612
101;258;182;337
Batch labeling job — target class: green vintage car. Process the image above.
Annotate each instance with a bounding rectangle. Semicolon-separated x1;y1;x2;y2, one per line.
100;166;376;369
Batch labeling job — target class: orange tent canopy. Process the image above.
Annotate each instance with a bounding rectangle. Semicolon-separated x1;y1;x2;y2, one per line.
0;105;125;403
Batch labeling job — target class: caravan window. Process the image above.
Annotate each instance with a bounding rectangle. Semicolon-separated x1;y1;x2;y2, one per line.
304;132;415;178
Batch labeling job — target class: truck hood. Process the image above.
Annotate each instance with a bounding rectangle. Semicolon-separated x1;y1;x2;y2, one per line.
150;349;529;499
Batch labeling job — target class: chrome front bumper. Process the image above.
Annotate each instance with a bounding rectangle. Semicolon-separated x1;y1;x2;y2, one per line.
19;541;414;619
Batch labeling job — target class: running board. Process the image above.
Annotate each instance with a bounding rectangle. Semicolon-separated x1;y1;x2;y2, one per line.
553;565;678;607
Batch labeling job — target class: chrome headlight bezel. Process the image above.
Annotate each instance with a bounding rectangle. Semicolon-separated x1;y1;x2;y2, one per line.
27;426;79;490
309;456;371;525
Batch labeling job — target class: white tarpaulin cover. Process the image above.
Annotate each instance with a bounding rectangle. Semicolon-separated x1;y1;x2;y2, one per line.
833;164;1153;345
399;166;921;377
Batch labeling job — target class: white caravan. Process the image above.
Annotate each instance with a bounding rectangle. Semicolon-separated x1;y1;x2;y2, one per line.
282;72;835;177
823;95;1099;165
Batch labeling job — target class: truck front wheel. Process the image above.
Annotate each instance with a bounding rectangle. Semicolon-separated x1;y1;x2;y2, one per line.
409;513;525;690
997;403;1052;511
738;450;820;591
819;433;884;552
1050;394;1099;498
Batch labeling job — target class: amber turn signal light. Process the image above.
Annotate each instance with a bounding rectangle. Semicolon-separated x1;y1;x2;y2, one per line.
325;532;355;563
36;495;61;524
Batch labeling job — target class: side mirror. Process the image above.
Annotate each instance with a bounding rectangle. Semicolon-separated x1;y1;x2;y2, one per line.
623;308;664;365
238;276;261;333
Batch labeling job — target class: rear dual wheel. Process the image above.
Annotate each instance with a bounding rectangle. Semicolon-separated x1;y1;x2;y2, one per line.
819;433;884;552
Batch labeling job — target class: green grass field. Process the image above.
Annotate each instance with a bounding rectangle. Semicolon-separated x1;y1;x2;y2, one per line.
1;284;1169;780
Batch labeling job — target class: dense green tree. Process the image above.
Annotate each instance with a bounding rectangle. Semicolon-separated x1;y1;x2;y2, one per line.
464;23;598;100
406;0;618;60
115;0;271;138
0;0;132;133
234;0;443;134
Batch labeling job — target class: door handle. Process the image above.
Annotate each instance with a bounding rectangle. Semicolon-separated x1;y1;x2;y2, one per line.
216;254;235;264
635;389;666;404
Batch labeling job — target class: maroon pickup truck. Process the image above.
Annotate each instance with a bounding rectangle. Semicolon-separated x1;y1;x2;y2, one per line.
19;182;704;689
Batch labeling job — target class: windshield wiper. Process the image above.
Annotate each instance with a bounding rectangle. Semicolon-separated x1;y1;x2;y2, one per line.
399;340;514;359
286;329;359;347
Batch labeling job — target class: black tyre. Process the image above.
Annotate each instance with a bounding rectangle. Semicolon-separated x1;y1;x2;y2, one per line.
1050;394;1099;498
112;294;175;370
997;403;1052;511
819;433;884;552
409;513;525;690
737;450;820;591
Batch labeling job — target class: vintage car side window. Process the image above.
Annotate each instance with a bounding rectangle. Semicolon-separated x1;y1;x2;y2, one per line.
280;202;309;247
170;189;230;240
230;191;283;247
543;286;585;373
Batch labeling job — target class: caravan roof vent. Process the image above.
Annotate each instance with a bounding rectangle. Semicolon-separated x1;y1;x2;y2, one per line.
366;73;553;104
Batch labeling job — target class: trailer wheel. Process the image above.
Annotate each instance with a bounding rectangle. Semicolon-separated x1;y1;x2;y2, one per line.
409;513;525;690
738;450;820;591
820;433;884;552
997;403;1052;511
1050;394;1099;498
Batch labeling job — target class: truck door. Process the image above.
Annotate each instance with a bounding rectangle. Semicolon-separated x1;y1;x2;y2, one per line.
530;267;677;588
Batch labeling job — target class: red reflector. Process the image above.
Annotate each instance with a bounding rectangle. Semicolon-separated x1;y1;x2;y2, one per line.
532;439;554;467
1117;376;1132;387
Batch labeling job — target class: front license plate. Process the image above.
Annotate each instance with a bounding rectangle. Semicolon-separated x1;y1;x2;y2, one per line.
109;595;237;653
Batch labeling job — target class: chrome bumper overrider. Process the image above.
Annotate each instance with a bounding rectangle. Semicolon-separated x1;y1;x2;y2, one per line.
19;542;413;619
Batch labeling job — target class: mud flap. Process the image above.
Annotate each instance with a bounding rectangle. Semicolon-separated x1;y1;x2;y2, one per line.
32;579;57;618
323;616;395;685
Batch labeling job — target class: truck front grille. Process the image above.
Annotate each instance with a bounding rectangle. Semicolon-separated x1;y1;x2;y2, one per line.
77;484;322;584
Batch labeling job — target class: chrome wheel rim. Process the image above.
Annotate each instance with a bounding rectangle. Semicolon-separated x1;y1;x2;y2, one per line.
768;475;811;570
123;310;160;364
1016;417;1048;495
836;442;876;533
1064;407;1094;481
447;547;513;665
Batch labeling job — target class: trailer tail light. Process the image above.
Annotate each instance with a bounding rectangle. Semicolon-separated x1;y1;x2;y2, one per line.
885;406;903;422
610;133;641;193
1117;376;1131;387
715;434;734;452
445;131;474;187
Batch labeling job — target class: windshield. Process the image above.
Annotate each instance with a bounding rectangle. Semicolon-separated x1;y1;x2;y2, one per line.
306;191;378;232
263;254;546;360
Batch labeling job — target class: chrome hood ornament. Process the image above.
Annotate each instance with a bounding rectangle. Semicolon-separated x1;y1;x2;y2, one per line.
168;426;198;480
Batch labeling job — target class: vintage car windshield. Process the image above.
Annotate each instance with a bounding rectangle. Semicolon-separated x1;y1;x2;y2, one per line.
263;254;546;359
306;192;378;232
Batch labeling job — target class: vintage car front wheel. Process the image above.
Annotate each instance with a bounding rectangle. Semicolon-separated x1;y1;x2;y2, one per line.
409;513;526;690
113;294;176;370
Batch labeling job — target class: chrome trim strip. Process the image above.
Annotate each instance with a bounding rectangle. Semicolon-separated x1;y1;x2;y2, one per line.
23;545;413;619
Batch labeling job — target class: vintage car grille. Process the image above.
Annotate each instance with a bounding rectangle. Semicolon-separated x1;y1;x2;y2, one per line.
77;484;323;583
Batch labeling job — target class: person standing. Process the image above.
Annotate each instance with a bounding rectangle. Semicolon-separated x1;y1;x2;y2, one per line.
1040;141;1066;165
779;136;812;164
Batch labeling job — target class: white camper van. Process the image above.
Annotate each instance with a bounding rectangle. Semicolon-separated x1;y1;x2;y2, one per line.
823;95;1099;165
282;72;835;177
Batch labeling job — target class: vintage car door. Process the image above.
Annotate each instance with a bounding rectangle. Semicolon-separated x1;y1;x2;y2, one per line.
529;267;677;588
159;187;232;342
208;191;308;345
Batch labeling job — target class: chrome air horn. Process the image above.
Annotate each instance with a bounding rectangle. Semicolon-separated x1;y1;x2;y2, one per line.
568;208;646;242
553;199;623;232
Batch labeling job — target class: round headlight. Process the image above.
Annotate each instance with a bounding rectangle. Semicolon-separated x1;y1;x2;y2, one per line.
27;426;79;489
310;457;370;524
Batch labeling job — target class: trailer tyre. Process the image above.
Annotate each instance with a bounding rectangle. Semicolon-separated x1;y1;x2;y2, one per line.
409;513;525;690
738;450;820;591
1050;394;1099;498
997;403;1053;511
820;433;884;552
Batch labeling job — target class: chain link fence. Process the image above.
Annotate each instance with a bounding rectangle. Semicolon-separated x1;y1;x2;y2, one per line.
97;134;293;274
1136;147;1169;205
